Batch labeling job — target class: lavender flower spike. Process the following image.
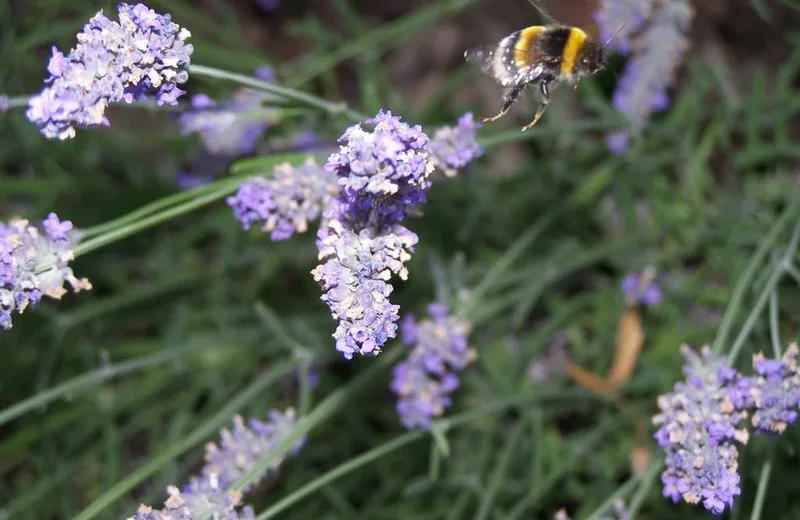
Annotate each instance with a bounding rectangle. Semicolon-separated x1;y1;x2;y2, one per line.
611;0;693;130
390;303;475;429
594;0;657;55
653;345;749;515
313;110;434;359
203;408;305;491
27;3;193;139
429;113;483;177
1;213;91;330
730;343;800;435
129;408;304;520
227;158;339;241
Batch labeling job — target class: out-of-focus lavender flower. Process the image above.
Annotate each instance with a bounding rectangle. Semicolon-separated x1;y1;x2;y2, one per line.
611;1;693;130
313;110;434;359
0;95;9;112
594;0;657;54
555;499;629;520
653;345;749;515
390;303;475;429
179;67;280;156
429;113;483;177
730;343;800;435
203;409;305;490
129;409;303;519
27;3;193;139
129;477;253;520
527;332;569;383
621;268;662;308
227;158;339;241
176;169;213;190
605;130;630;156
1;213;91;330
255;0;280;11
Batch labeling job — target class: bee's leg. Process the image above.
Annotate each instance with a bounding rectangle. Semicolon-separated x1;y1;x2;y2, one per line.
521;81;551;131
482;84;523;123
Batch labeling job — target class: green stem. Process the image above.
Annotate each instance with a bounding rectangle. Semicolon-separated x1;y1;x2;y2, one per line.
749;451;774;520
624;460;664;518
769;289;782;358
712;198;799;356
5;95;31;109
257;388;602;520
73;182;239;257
189;64;365;122
72;361;296;520
0;342;215;427
727;220;800;364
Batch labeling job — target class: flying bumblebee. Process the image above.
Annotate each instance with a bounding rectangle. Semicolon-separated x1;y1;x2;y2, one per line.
465;7;608;131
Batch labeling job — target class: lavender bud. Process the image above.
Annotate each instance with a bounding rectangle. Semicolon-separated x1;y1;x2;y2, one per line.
390;303;475;429
1;213;91;330
429;113;483;178
227;159;339;241
27;3;193;139
653;345;748;514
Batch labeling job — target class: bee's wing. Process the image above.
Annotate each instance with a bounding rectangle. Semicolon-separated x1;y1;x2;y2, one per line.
464;45;498;77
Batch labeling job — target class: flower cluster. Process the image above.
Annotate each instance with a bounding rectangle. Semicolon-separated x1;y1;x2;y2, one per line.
621;268;662;308
555;499;629;520
227;158;339;241
594;0;693;153
653;345;748;514
731;344;800;435
179;66;280;156
27;3;193;140
312;110;434;359
129;408;304;520
1;213;91;329
390;303;475;429
428;113;483;178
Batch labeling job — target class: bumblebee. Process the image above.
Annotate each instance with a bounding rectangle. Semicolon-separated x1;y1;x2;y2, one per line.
465;24;607;131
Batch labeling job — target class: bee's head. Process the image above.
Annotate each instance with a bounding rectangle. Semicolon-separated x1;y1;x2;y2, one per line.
578;43;605;75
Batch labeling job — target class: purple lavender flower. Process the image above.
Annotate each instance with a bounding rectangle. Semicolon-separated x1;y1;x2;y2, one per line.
429;113;483;177
390;303;475;429
555;499;629;520
129;409;303;519
227;158;339;241
621;268;662;308
730;343;800;435
128;477;253;520
594;0;657;54
27;3;193;139
0;95;9;112
653;345;749;514
203;409;305;490
313;110;434;359
611;1;693;130
1;213;91;329
324;110;433;226
179;67;280;156
312;217;417;359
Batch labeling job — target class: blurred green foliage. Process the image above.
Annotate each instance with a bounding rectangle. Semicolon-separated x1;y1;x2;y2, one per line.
2;0;800;519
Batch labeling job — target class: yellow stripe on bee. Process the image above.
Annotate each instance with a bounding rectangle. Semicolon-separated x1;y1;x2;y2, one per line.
560;27;587;75
513;26;545;68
